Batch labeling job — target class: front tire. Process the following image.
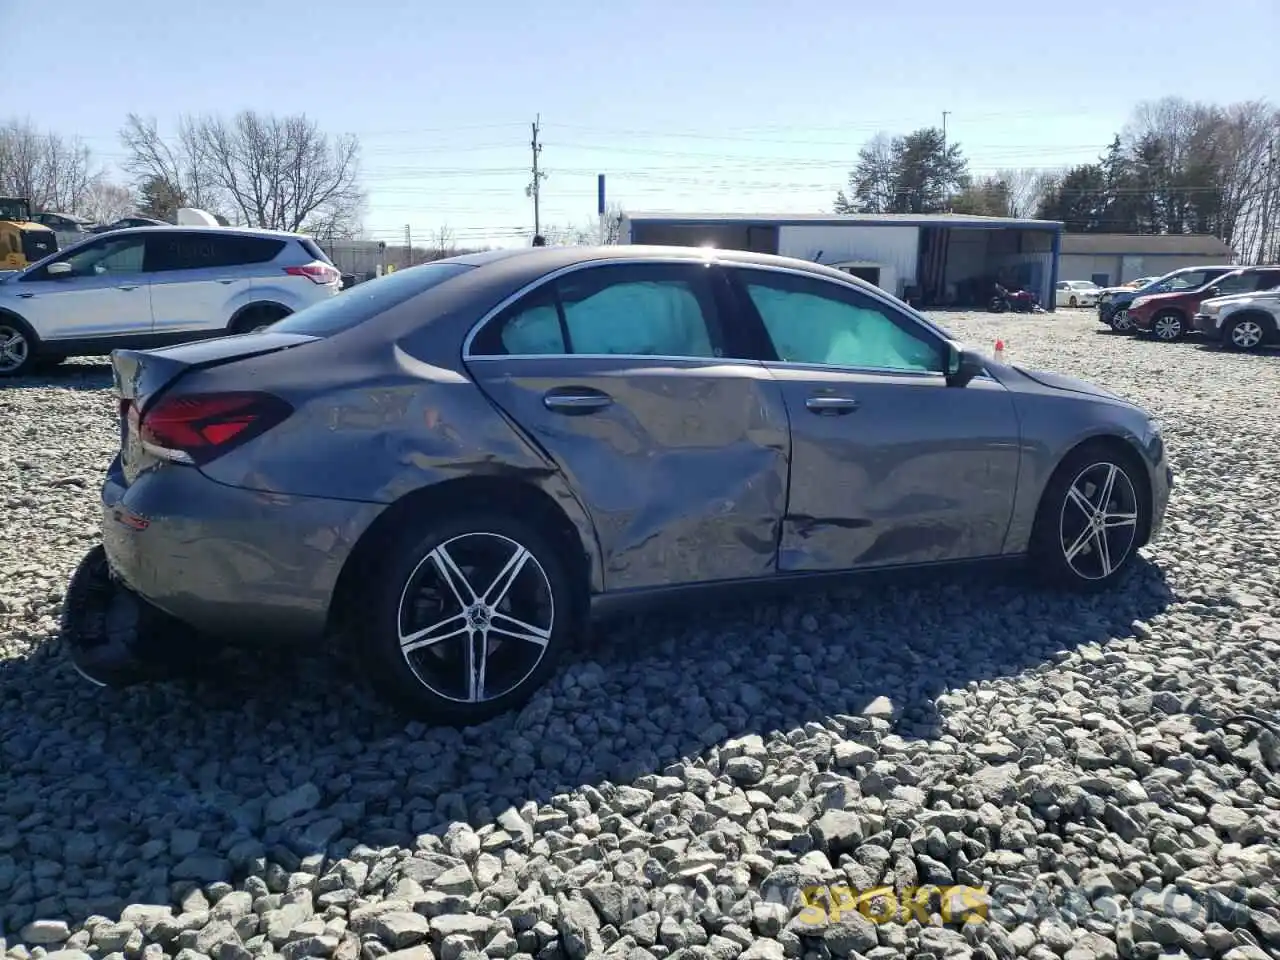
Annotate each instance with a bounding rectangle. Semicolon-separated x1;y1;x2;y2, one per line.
1108;308;1133;333
1029;444;1148;592
1151;310;1186;342
0;319;37;377
355;510;576;724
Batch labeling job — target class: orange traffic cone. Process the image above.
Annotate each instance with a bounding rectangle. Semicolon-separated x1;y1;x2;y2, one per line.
994;339;1005;363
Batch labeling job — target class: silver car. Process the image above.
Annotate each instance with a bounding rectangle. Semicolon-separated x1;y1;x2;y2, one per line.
62;245;1173;725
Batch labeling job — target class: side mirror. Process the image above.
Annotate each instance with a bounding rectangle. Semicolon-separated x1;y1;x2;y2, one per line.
46;261;72;277
1205;286;1220;298
945;344;988;388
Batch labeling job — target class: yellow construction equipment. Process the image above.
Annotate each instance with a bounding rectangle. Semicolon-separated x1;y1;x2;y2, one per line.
0;197;58;270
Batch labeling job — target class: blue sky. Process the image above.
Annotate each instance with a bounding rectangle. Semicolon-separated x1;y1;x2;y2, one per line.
9;0;1276;247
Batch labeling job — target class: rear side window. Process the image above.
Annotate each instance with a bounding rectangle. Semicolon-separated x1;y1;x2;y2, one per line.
268;261;474;337
145;233;287;272
470;262;727;358
298;238;332;264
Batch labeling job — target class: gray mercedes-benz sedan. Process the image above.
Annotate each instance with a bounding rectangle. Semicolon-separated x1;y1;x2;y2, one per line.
63;245;1172;724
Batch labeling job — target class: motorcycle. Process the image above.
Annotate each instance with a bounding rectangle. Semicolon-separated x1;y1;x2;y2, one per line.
988;284;1042;314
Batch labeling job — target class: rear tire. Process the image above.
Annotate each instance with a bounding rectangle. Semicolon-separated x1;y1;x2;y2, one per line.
230;305;289;335
353;509;577;725
1028;443;1149;593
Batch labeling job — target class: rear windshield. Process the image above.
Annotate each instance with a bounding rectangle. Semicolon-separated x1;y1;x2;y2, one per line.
269;261;474;338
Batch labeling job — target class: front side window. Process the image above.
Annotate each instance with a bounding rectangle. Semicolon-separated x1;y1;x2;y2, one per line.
26;235;145;281
1212;272;1258;296
474;263;726;359
1149;269;1223;294
735;269;944;373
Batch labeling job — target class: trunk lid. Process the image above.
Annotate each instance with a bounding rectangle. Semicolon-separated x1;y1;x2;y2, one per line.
113;331;317;483
112;331;318;408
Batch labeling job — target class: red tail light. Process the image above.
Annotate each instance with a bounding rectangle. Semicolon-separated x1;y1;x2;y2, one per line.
139;392;292;465
284;261;341;285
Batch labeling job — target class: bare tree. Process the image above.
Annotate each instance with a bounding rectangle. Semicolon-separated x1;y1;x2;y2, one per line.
0;119;94;213
79;176;134;223
192;111;363;232
120;111;365;234
835;133;897;213
996;168;1058;218
543;203;627;246
119;113;217;214
431;224;457;259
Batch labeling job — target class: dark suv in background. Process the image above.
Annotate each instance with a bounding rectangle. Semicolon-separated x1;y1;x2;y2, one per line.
1128;266;1280;342
1098;265;1234;332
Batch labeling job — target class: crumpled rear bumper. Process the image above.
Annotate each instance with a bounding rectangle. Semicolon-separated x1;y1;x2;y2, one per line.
60;544;212;688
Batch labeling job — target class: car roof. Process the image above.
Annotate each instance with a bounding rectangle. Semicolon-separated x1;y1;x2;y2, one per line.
97;224;306;240
437;243;886;286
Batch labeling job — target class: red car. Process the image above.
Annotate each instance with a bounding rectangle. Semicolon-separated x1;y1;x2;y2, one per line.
1129;266;1280;342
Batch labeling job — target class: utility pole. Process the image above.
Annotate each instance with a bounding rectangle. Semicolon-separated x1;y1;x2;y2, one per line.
527;114;547;239
404;224;412;267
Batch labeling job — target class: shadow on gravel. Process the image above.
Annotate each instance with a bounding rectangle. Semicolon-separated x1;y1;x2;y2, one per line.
0;361;113;392
0;556;1175;923
1189;342;1280;357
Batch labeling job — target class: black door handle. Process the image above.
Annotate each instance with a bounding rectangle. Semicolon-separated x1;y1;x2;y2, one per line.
543;390;613;414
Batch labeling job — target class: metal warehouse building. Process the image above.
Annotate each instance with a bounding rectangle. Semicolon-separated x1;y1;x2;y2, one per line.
619;212;1064;310
1057;233;1235;288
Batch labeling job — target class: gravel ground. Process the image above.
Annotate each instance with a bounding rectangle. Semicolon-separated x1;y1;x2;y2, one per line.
1;311;1278;960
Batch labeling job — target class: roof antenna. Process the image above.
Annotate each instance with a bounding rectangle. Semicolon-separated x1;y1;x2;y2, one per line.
813;249;823;262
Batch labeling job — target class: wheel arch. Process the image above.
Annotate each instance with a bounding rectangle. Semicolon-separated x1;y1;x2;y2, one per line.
1033;433;1155;548
0;306;38;341
1224;308;1278;335
228;300;293;332
327;474;598;638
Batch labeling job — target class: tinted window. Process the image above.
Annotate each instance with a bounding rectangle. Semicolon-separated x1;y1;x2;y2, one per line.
268;260;473;337
736;269;944;373
1147;269;1227;294
1212;272;1260;296
298;238;332;264
472;263;726;359
24;235;146;281
145;233;286;272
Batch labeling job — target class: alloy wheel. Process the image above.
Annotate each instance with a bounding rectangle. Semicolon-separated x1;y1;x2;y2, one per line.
1229;319;1264;350
1153;314;1183;341
396;532;554;704
1058;462;1140;581
1110;309;1133;332
0;325;30;374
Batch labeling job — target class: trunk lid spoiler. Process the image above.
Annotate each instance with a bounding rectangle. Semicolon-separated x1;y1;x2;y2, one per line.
111;331;319;409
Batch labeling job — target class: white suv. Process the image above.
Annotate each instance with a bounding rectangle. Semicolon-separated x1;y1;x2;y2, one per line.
1193;284;1280;352
0;226;341;376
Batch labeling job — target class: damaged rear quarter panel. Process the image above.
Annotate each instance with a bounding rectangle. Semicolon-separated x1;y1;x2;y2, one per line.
190;332;609;592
